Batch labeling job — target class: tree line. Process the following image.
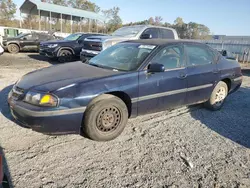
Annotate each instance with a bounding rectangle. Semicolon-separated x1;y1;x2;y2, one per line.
124;16;211;40
0;0;211;39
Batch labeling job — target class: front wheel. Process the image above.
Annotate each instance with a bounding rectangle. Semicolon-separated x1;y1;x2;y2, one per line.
83;94;128;141
7;44;19;54
58;50;73;63
205;81;228;111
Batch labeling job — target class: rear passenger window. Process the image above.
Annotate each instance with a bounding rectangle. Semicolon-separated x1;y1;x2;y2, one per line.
151;45;184;69
186;45;214;66
161;29;175;39
142;28;159;38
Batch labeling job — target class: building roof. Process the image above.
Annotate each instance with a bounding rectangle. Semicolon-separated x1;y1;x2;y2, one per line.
20;0;105;22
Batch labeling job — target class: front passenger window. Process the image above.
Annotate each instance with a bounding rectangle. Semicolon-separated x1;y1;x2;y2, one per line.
151;45;184;70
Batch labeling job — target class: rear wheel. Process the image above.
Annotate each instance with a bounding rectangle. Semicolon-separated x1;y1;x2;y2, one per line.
205;81;228;111
83;94;128;141
8;44;19;54
58;50;73;63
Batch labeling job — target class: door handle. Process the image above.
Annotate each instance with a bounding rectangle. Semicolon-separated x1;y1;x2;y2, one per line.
178;73;187;79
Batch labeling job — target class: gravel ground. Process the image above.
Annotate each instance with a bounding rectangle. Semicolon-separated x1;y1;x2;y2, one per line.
0;53;249;188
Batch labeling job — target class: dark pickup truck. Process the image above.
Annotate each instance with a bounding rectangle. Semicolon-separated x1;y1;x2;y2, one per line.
39;33;106;63
2;32;60;54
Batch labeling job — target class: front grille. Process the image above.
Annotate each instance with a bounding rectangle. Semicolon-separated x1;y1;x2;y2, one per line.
39;44;48;50
11;86;25;101
83;41;102;51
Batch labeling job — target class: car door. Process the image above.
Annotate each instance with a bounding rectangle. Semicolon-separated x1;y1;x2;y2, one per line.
185;43;219;105
138;44;187;115
20;33;37;49
141;28;160;39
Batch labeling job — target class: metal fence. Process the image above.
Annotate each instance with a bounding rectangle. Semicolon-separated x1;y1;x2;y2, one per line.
192;39;250;63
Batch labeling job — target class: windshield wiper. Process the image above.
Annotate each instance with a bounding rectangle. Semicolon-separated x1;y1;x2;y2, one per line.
89;63;121;71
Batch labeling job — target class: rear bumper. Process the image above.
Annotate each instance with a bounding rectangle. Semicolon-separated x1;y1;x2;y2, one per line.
8;98;85;135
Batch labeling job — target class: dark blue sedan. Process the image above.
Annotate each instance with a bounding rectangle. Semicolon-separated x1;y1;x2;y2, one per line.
8;40;243;141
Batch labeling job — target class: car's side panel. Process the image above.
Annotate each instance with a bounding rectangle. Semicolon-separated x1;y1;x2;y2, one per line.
54;72;140;118
184;44;220;104
136;70;161;115
158;68;188;111
137;68;188;115
20;34;37;49
217;58;243;93
186;64;218;104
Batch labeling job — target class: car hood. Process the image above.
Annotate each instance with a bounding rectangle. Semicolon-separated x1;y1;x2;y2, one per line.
3;37;19;42
40;40;74;45
16;61;121;91
85;35;134;42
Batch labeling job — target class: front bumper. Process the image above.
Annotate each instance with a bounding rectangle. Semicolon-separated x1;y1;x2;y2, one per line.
80;49;100;60
8;96;85;135
39;48;58;58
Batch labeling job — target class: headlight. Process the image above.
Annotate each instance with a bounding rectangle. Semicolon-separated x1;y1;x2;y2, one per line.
48;44;58;48
24;91;58;107
102;41;116;50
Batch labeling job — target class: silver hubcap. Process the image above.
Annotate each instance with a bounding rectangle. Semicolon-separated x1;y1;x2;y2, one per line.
214;87;226;106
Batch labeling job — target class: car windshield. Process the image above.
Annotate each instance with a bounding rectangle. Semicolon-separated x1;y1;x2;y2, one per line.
64;33;83;41
89;43;156;71
112;26;145;37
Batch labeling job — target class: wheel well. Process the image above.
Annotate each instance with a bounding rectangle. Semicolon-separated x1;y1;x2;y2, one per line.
222;78;231;91
58;48;74;56
8;43;20;48
107;91;132;118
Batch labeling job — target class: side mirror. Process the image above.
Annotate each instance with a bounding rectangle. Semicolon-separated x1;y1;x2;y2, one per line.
148;63;165;73
140;33;152;39
222;50;227;56
23;37;27;40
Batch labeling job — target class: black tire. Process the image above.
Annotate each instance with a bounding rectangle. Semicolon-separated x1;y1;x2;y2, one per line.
57;49;73;63
205;81;228;111
7;44;19;54
83;94;128;141
49;57;58;61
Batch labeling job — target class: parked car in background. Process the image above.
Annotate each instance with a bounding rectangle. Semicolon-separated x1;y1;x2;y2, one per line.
80;25;179;62
2;32;59;54
8;40;242;141
39;32;106;63
217;49;237;60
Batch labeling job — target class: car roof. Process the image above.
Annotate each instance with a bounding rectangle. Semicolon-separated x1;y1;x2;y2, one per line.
122;25;176;31
123;39;204;46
